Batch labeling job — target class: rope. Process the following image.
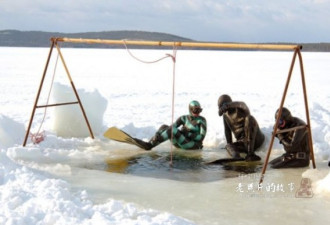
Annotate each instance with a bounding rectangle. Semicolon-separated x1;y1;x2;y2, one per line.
122;40;178;166
122;40;175;63
169;46;177;166
30;52;60;144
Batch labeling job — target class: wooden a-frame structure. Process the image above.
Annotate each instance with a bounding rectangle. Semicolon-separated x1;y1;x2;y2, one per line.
22;37;316;182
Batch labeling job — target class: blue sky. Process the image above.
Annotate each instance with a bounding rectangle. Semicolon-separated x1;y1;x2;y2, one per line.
1;0;329;43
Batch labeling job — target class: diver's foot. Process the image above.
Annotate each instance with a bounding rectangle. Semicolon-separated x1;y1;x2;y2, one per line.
245;153;261;161
232;154;244;160
225;144;241;159
133;138;153;150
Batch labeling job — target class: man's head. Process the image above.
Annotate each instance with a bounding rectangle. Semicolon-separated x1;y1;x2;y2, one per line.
275;107;292;128
218;94;232;116
218;94;232;108
189;100;203;116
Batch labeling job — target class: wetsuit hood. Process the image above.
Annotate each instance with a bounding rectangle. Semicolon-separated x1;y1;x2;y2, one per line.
275;107;292;128
189;100;203;116
218;94;232;108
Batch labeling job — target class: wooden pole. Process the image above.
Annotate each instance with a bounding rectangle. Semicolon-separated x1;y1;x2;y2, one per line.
23;41;55;146
275;125;307;134
297;50;316;168
36;101;79;108
51;37;300;51
55;43;95;139
259;49;299;184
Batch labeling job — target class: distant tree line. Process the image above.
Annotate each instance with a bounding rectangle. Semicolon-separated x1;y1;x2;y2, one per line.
0;30;192;49
0;30;329;52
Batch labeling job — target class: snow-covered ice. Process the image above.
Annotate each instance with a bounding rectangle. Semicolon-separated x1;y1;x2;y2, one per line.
1;47;330;225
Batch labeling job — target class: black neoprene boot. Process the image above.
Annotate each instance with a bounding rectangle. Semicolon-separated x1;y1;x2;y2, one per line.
133;138;153;150
225;143;243;159
245;153;261;161
245;144;261;161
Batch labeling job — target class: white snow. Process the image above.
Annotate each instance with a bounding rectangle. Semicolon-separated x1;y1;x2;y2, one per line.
0;47;330;225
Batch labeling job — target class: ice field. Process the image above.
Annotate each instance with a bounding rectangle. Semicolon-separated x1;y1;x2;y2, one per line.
1;47;330;224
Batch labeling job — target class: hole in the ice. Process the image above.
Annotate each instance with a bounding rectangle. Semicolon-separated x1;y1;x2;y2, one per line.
105;150;262;182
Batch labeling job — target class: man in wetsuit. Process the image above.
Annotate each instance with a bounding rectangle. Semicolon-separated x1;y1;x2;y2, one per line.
135;100;207;150
270;107;310;168
218;94;265;161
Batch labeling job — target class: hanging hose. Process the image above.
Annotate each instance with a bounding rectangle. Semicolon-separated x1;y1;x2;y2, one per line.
123;40;178;166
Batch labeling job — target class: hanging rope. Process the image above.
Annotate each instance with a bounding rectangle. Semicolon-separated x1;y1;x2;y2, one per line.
169;45;177;166
122;40;176;63
122;40;178;166
29;52;60;144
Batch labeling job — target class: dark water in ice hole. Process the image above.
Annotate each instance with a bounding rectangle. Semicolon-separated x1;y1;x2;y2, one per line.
105;151;263;183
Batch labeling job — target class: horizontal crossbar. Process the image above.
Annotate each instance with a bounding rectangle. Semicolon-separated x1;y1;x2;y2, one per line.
275;125;307;134
51;37;301;51
36;101;79;108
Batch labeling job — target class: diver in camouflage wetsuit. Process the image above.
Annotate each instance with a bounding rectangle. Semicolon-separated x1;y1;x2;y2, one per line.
270;107;310;168
135;100;207;150
218;94;265;161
